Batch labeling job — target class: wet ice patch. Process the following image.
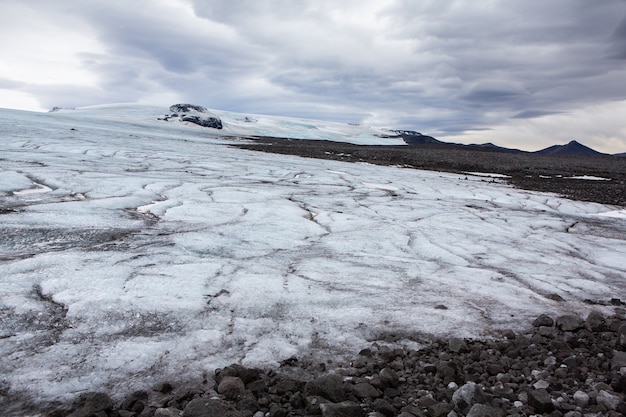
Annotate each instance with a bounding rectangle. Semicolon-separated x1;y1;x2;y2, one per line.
465;172;511;178
566;175;611;181
596;209;626;219
0;171;40;194
361;182;399;191
13;182;53;195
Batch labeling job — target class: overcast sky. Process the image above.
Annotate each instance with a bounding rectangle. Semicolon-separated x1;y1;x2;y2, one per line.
1;0;625;153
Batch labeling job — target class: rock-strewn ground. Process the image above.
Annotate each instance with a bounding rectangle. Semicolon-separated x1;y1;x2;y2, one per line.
234;138;626;206
48;309;626;417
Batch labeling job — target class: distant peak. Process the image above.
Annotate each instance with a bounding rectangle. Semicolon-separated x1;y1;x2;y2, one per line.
535;139;605;156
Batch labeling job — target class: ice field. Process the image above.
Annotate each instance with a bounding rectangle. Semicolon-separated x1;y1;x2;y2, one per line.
1;105;625;405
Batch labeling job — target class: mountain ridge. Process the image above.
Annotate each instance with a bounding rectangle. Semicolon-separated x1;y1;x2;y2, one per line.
44;103;622;156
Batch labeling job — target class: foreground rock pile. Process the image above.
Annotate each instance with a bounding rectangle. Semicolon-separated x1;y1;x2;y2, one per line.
53;309;626;417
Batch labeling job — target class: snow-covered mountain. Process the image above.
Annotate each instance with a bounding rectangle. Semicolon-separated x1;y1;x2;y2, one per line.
1;104;625;411
49;103;407;146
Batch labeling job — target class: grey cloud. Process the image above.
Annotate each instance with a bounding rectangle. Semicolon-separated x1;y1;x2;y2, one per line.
0;78;25;89
608;16;626;59
512;110;562;119
3;0;626;151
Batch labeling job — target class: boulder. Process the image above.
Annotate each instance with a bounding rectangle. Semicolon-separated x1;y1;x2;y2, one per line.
466;403;506;417
351;382;381;399
533;314;554;327
378;367;399;388
183;398;243;417
528;389;554;413
319;401;364;417
612;350;626;370
217;376;245;400
618;322;626;348
67;392;113;417
452;382;486;409
304;374;346;403
585;310;606;332
596;390;622;411
555;315;583;331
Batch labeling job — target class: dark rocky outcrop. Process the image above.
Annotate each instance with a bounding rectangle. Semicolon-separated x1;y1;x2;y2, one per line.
168;104;208;113
180;114;223;129
37;307;626;417
160;103;223;129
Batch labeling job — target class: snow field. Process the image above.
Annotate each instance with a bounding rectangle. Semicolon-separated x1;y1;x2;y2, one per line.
0;105;625;404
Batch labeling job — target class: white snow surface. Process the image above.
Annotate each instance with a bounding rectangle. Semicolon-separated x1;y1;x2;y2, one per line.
1;105;626;406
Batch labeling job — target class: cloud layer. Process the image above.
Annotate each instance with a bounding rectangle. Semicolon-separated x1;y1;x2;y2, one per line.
1;0;625;152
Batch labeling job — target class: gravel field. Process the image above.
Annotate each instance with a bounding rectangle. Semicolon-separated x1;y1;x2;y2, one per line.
235;138;626;207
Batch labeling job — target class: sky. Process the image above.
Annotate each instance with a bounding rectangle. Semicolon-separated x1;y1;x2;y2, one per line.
1;0;625;153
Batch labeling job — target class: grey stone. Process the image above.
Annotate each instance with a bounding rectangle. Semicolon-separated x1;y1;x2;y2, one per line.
379;367;399;388
619;323;626;348
448;337;467;353
183;398;243;417
218;364;262;384
452;382;486;409
528;389;554;413
351;382;381;399
533;314;554;327
597;390;621;411
612;351;626;370
319;400;364;417
427;402;453;417
466;403;506;417
269;404;288;417
154;407;182;417
585;310;606;332
218;376;245;400
556;315;583;331
68;392;113;417
306;396;330;415
304;374;346;402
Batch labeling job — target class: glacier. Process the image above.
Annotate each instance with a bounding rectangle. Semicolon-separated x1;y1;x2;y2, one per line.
0;104;625;408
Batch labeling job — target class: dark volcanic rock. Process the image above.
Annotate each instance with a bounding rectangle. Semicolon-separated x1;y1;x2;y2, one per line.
319;401;365;417
23;310;626;417
181;114;223;129
528;389;554;413
218;376;245;400
67;392;113;417
164;103;223;129
183;398;243;417
304;374;346;403
533;313;554;327
169;103;208;113
555;314;584;331
466;403;505;417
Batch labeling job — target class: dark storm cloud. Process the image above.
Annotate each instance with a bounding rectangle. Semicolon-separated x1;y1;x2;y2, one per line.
609;16;626;59
512;110;563;120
